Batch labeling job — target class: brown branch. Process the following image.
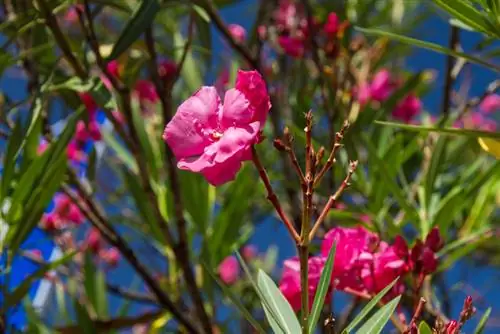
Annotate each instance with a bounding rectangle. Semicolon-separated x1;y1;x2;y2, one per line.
309;160;358;241
144;20;213;334
252;145;300;242
314;121;349;187
56;310;164;333
441;26;460;117
35;0;86;78
198;0;259;69
404;297;426;334
283;127;306;186
60;182;200;334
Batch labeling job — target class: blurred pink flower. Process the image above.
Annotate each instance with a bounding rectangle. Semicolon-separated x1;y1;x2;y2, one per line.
79;92;98;115
425;227;444;252
242;245;258;260
85;228;102;254
54;193;85;226
278;36;305;58
321;226;379;289
134;80;159;103
37;140;49;155
228;24;247;43
67;141;87;163
323;13;339;37
392;94;422;123
63;5;83;23
218;256;240;284
479;94;500;114
445;320;459;334
279;256;328;312
75;120;101;142
163;70;270;186
100;248;120;267
361;242;407;295
158;60;177;80
410;240;438;275
355;84;372;105
41;213;59;231
370;69;395;102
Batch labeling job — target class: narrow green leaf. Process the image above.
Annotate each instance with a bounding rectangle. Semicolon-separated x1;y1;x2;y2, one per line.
1;118;24;199
236;252;286;334
344;278;399;333
173;29;202;92
419;321;433;334
84;253;109;318
474;307;492;334
203;263;266;334
107;0;161;61
432;187;465;232
5;251;76;308
361;134;419;220
424;136;448;212
309;242;336;333
434;0;496;36
102;130;138;172
257;269;301;334
355;295;401;334
74;299;96;334
356;27;500;72
375;121;500;139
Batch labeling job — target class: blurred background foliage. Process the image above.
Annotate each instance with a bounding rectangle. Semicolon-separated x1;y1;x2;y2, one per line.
0;0;499;333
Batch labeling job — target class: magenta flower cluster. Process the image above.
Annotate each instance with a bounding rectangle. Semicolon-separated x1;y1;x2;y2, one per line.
279;226;444;311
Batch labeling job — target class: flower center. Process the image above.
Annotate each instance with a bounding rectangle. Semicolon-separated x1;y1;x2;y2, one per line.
211;131;223;140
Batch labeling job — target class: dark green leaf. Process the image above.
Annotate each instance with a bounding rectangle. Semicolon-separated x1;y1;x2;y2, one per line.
419;321;433;334
203;263;266;334
375;121;500;139
107;0;161;61
356;27;500;72
84;252;109;318
424;136;448;212
4;251;76;308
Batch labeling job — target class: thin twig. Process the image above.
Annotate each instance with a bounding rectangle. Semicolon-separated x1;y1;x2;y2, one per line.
441;26;460;118
199;0;259;70
404;297;426;333
314;121;349;187
252;145;300;242
283;127;306;186
309;160;358;241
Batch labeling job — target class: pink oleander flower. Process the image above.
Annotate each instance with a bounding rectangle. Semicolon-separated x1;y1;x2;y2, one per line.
321;226;379;289
278;35;305;58
163;70;271;186
37;140;49;155
242;245;257;260
370;69;395;102
53;194;85;226
218;256;240;284
134;80;159;103
79;92;98;115
85;228;102;253
279;256;328;312
75;120;101;142
445;320;459;334
324;12;339;37
63;5;83;23
274;0;300;29
355;84;372;105
360;242;407;295
479;94;500;114
425;227;444;252
67;141;87;163
41;213;59;231
392;94;422;123
228;24;247;43
100;248;120;267
158;60;177;80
